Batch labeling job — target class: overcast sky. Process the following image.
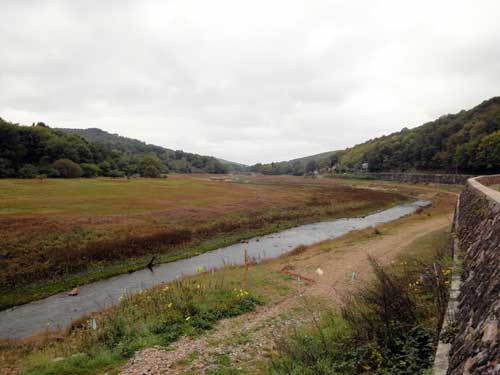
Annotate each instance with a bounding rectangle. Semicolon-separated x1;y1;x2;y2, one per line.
1;1;500;164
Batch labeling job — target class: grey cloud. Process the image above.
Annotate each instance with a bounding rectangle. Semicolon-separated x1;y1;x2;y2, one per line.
1;0;500;164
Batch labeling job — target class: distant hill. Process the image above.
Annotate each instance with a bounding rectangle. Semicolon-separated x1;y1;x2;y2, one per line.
249;150;338;175
0;119;234;178
59;128;152;148
251;96;500;175
216;158;247;171
288;150;338;164
61;128;247;171
57;127;238;174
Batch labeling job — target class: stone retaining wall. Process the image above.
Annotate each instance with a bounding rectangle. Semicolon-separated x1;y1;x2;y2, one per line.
334;172;473;185
446;175;500;374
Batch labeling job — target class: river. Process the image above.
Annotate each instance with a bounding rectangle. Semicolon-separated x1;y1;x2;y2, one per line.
0;200;429;339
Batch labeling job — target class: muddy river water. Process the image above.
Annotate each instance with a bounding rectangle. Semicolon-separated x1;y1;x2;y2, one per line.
0;200;429;338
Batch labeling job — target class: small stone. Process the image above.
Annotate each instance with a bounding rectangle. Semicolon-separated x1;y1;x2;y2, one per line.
68;288;79;296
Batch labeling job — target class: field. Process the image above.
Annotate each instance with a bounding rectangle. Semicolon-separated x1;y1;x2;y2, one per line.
0;175;405;309
0;179;457;375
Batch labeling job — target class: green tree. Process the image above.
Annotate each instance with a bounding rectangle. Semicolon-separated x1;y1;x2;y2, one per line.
142;165;161;178
477;131;500;171
305;160;318;174
108;169;126;178
81;163;101;177
318;158;331;171
0;158;15;178
0;117;233;178
140;154;164;177
46;138;79;162
18;164;39;178
329;153;339;167
98;161;112;176
292;161;304;176
53;159;82;178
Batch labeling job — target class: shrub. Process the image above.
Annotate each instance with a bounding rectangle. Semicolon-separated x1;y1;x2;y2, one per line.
39;164;60;177
0;158;15;177
270;238;451;375
140;154;164;177
80;163;101;178
18;164;39;178
53;159;82;178
142;165;160;178
270;314;359;375
107;169;126;178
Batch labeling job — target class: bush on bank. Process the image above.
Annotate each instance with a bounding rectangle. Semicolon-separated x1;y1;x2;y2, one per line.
269;231;451;375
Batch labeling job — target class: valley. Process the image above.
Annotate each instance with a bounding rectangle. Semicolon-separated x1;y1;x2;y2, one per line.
0;178;457;375
0;175;403;310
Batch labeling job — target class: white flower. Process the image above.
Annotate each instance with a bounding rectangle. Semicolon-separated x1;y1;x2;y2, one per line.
315;268;324;276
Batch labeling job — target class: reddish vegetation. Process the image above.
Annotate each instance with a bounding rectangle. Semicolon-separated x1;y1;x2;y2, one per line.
0;176;403;293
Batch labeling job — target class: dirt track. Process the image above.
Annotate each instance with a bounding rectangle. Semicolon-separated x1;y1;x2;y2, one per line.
121;194;453;374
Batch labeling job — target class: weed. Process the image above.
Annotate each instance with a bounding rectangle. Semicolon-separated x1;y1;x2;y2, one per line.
269;229;452;375
11;277;261;375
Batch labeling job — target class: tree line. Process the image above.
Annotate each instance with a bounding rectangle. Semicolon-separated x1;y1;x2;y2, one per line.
251;96;500;175
0;118;229;178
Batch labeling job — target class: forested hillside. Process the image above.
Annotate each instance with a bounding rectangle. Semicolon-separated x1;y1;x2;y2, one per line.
3;96;499;179
0;119;229;178
57;127;230;174
249;150;338;175
252;97;500;175
60;128;246;171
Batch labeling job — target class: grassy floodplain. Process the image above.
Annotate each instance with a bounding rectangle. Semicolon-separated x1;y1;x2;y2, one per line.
0;180;457;375
0;174;405;309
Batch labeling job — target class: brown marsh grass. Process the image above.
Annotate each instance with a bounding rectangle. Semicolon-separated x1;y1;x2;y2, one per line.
0;175;404;308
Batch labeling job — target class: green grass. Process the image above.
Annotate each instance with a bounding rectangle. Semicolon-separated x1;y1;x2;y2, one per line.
2;256;295;373
13;276;262;375
0;177;243;215
21;351;124;375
